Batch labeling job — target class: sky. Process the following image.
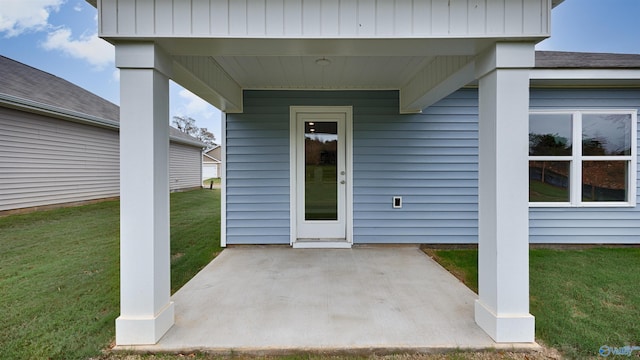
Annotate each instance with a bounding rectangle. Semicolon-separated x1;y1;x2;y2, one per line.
1;0;639;143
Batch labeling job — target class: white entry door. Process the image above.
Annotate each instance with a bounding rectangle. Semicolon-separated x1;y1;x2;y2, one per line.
291;107;352;247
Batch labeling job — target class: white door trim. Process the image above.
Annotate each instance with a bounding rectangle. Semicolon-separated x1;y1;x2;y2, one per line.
289;106;353;248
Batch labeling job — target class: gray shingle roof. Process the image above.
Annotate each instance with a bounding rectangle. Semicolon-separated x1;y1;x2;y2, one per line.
0;55;119;121
168;126;205;146
0;55;204;148
536;51;640;69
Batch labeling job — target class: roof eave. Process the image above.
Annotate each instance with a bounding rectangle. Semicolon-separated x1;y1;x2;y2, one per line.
0;93;119;130
530;68;640;87
1;93;207;148
169;136;207;148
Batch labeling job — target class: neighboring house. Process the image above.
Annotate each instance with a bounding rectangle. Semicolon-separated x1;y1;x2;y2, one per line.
0;55;205;213
202;145;222;179
90;0;640;348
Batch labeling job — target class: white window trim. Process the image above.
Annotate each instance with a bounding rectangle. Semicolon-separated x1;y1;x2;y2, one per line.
529;109;637;208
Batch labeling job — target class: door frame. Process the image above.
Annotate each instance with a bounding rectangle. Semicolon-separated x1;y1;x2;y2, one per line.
289;106;353;247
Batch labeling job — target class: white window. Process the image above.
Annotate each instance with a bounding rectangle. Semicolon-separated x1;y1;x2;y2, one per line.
529;110;637;207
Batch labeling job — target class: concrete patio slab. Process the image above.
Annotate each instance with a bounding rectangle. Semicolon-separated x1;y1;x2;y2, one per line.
119;245;538;354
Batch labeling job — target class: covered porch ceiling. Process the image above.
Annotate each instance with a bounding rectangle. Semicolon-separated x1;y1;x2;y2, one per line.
161;37;530;114
96;0;565;114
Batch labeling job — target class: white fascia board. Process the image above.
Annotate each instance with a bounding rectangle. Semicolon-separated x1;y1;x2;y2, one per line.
530;69;640;80
1;92;205;148
0;93;119;130
168;136;206;148
530;69;640;87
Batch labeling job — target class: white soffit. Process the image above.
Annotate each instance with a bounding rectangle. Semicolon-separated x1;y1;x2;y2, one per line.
213;55;435;90
162;37;499;113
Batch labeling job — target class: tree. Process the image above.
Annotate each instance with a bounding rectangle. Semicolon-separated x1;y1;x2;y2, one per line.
172;116;217;149
529;133;570;156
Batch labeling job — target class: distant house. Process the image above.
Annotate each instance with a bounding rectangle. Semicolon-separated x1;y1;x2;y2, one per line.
202;145;221;180
0;55;204;213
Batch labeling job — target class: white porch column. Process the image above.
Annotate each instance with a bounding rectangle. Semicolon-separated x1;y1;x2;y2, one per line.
115;43;174;345
474;43;535;343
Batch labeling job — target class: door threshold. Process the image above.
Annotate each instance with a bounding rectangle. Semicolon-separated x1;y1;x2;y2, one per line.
292;239;352;249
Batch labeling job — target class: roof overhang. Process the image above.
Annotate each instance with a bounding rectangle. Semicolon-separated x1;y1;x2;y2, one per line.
0;92;205;147
0;93;119;130
203;153;222;163
530;69;640;87
95;0;555;113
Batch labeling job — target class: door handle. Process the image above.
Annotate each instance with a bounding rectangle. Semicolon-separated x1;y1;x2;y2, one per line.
340;180;345;184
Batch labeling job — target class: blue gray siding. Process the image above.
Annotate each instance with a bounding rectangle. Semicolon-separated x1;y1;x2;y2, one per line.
529;89;640;244
225;88;640;245
353;90;478;243
225;90;479;244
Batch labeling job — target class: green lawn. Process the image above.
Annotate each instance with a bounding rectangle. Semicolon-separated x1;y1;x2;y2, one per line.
202;177;221;187
427;248;640;359
3;191;639;359
305;164;338;220
0;189;221;360
529;180;569;202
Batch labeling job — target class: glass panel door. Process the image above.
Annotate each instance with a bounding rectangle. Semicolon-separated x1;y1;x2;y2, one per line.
296;111;346;240
305;121;338;220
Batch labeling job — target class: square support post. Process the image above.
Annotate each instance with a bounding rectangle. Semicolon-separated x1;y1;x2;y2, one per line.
474;43;535;343
115;43;175;345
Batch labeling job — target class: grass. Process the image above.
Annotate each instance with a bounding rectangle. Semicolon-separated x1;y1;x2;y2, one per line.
427;247;640;359
203;178;221;187
529;180;568;202
0;189;221;360
305;164;338;220
3;189;638;359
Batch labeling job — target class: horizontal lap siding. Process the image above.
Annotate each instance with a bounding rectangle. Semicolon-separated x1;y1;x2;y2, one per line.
169;142;203;191
226;89;640;245
225;93;291;244
529;89;640;244
0;107;119;211
225;90;479;244
354;89;478;243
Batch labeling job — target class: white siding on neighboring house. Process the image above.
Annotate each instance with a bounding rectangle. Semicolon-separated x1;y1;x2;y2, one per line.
0;107;120;211
0;108;204;212
202;163;219;179
170;142;203;191
202;147;222;180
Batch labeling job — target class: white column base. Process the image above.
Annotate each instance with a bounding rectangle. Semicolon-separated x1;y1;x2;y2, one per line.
475;300;535;343
115;302;175;345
